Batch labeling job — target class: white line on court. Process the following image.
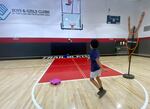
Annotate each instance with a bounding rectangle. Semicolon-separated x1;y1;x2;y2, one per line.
72;58;87;78
102;64;125;75
31;59;54;109
134;79;149;109
105;64;149;109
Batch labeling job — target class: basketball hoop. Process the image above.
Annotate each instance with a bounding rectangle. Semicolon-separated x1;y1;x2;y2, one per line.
66;0;72;5
70;23;76;30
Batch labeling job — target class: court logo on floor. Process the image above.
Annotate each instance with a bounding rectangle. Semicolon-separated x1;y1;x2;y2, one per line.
43;55;89;59
0;4;11;20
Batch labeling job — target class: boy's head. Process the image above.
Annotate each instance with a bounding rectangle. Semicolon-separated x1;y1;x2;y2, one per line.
90;39;99;49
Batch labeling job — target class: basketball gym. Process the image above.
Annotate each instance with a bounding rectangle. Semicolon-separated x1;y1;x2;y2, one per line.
0;0;150;109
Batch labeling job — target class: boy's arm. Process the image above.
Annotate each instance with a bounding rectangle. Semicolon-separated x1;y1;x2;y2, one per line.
136;11;145;32
96;58;104;72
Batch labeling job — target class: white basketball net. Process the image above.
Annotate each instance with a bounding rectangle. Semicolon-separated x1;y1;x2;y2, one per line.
70;23;76;30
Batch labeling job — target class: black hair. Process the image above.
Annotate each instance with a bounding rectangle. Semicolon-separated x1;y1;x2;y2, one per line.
90;39;99;48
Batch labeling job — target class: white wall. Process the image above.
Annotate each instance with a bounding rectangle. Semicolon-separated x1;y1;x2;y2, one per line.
138;0;150;37
0;0;142;38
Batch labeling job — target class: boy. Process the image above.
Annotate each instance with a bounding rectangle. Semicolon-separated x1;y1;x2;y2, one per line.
89;39;106;97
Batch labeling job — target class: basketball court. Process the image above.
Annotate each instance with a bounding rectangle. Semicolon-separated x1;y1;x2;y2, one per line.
0;0;150;109
0;56;149;109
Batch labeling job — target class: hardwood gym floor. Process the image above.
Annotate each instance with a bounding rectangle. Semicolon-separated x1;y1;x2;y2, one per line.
0;56;149;109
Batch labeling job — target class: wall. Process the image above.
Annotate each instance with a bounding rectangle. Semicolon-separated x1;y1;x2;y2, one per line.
0;0;140;38
0;38;118;59
137;0;150;55
1;0;149;58
138;37;150;55
0;43;51;58
138;0;150;37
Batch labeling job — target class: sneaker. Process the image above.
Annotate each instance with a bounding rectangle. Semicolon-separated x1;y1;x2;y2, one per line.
97;90;101;95
97;89;106;98
97;87;104;95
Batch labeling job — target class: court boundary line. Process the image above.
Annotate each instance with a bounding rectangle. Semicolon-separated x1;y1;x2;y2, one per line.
72;58;87;78
102;64;124;75
134;79;149;109
31;59;54;109
105;64;149;109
